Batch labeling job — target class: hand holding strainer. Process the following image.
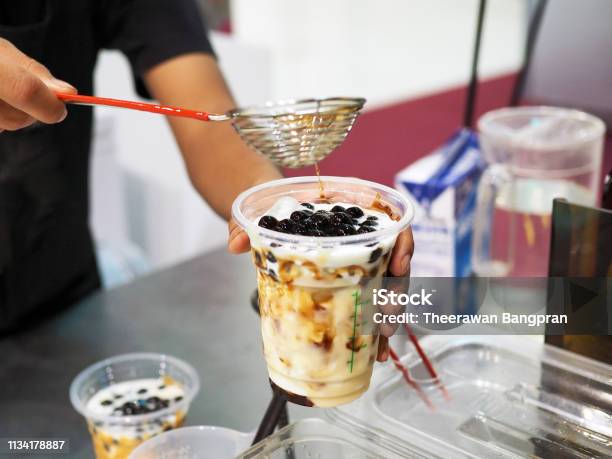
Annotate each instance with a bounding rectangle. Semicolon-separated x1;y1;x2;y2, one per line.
57;93;364;168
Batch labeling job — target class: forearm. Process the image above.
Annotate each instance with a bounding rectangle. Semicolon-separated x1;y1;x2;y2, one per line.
144;53;281;220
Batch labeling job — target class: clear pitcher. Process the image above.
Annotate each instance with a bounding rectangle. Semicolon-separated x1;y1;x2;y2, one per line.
473;106;605;277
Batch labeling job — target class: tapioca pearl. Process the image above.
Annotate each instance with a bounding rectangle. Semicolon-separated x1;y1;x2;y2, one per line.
276;219;296;233
258;215;279;230
369;248;383;263
346;206;364;218
357;226;375;234
290;210;311;222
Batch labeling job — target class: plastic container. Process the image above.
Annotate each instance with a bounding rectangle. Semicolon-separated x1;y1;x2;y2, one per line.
129;425;252;459
233;176;413;408
237;418;426;458
70;353;200;459
328;335;612;458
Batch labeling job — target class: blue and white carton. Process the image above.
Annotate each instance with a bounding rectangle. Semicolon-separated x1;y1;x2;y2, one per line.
395;129;485;277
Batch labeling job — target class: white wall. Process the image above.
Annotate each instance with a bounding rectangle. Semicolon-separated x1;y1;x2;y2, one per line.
91;32;272;270
230;0;527;109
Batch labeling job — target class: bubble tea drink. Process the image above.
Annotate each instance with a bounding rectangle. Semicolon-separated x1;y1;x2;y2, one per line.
233;177;413;407
70;353;200;459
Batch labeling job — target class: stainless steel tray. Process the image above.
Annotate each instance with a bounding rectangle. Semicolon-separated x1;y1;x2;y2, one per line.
328;336;612;458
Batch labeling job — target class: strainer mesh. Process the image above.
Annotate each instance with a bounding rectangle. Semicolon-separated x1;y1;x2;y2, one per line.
229;98;364;168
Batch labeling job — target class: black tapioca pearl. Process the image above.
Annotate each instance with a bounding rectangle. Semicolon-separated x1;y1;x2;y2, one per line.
331;205;345;213
101;399;113;406
300;202;314;210
158;385;166;390
357;226;375;234
121;402;139;415
366;215;378;221
267;269;278;281
276;219;296;233
290;210;310;222
175;396;184;402
137;388;148;395
114;394;123;399
258;215;278;230
340;224;356;235
314;210;333;218
361;219;378;228
308;216;331;232
369;248;383;263
266;251;277;263
308;229;325;237
332;212;353;225
346;206;364;218
293;223;310;235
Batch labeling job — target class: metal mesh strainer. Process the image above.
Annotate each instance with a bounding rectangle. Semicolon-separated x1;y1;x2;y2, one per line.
57;94;364;168
227;97;365;168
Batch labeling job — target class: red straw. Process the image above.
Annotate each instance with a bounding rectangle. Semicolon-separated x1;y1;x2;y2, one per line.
403;324;451;401
388;347;434;410
403;324;438;378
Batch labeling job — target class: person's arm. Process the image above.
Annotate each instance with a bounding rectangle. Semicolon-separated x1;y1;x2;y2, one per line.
143;53;281;219
143;52;282;252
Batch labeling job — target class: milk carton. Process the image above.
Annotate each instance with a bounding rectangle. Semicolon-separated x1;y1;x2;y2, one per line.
395;129;484;277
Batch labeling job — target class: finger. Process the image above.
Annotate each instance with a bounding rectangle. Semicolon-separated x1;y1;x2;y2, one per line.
0;38;76;94
227;219;251;254
377;336;389;362
0;100;35;131
389;228;414;277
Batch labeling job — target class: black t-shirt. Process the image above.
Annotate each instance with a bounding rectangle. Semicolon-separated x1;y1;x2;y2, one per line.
0;0;214;334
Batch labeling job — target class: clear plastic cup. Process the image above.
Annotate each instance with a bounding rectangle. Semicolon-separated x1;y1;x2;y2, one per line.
70;353;200;459
232;176;413;407
128;425;252;459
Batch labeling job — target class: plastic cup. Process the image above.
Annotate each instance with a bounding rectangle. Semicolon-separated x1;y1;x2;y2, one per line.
232;176;413;407
128;425;252;459
70;353;200;459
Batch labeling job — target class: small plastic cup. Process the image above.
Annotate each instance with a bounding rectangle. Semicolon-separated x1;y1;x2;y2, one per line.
70;353;200;459
232;176;413;407
128;425;252;459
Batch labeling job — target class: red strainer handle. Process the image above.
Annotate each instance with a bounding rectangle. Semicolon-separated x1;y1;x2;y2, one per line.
56;93;223;122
